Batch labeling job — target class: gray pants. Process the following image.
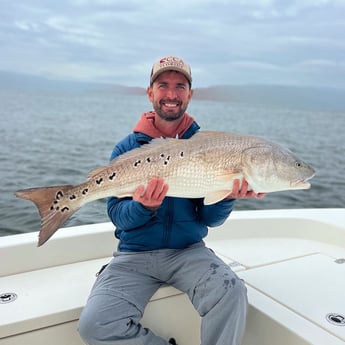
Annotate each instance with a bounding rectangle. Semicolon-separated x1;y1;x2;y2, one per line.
78;242;248;345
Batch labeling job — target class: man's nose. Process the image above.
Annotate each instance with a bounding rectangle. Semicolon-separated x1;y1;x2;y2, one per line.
166;88;177;98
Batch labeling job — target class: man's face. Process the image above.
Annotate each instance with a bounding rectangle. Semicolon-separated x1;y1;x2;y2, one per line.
147;71;193;122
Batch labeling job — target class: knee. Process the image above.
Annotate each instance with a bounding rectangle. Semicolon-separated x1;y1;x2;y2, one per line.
193;267;248;316
78;308;95;344
214;274;248;312
78;305;108;344
79;309;137;344
224;276;248;308
78;296;144;344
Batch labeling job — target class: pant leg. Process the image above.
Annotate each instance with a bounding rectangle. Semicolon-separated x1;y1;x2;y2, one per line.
164;243;248;345
78;254;169;345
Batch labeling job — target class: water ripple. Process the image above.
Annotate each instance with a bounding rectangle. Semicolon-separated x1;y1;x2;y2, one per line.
1;90;344;236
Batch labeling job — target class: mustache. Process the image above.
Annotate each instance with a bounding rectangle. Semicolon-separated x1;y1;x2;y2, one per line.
160;98;182;105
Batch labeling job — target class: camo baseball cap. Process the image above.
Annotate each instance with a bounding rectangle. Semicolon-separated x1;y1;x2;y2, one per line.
150;56;192;85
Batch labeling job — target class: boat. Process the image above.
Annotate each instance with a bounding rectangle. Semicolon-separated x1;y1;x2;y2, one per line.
1;208;345;345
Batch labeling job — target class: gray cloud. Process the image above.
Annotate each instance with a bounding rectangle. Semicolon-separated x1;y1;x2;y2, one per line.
0;0;344;87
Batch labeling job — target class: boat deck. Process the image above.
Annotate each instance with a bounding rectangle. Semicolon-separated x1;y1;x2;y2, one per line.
207;209;345;345
1;209;345;345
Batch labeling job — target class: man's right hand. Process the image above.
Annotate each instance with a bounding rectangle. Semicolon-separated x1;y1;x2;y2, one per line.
133;178;169;211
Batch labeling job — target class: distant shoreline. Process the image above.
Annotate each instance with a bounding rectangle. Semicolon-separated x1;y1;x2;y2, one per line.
1;70;345;111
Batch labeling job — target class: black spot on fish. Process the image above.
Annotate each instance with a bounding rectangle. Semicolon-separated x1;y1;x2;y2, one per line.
82;188;89;195
134;160;141;167
96;178;103;185
163;155;171;165
53;200;58;204
69;195;76;200
180;151;184;157
231;278;236;286
50;206;54;210
56;191;63;200
146;157;151;163
109;172;116;180
160;153;165;158
224;279;230;288
61;206;69;212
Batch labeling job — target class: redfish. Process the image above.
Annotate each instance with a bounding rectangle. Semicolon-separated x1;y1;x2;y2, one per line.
16;131;315;246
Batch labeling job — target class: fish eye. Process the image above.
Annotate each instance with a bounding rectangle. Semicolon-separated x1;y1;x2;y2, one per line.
295;161;302;168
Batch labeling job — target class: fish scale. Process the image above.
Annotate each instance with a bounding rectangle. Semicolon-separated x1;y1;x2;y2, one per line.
16;131;315;246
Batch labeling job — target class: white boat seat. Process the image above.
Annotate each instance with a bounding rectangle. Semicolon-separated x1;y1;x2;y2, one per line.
0;257;184;339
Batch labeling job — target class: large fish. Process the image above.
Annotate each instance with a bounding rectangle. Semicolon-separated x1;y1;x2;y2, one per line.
16;131;315;246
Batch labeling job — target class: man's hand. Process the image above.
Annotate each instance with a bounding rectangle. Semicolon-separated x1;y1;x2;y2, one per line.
226;179;265;199
133;178;169;211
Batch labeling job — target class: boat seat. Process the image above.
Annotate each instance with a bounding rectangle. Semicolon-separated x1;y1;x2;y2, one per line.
238;253;345;343
0;257;185;339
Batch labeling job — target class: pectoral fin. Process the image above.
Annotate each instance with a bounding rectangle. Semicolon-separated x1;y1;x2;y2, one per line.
216;171;242;182
204;190;233;205
204;171;243;205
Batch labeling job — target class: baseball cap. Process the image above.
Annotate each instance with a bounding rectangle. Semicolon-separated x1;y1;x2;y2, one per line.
150;56;192;86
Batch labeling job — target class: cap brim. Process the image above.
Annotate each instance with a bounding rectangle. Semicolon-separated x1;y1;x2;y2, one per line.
150;67;192;85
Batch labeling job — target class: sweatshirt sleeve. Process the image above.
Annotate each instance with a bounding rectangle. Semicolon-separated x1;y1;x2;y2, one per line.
107;196;155;230
197;198;236;227
106;134;155;230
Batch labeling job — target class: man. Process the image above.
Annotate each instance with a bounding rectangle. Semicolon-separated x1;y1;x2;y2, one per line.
78;56;264;345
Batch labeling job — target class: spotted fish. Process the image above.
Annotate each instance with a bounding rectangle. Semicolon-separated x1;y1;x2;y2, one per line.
16;131;315;246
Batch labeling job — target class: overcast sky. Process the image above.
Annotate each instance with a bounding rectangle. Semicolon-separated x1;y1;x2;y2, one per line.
1;0;344;88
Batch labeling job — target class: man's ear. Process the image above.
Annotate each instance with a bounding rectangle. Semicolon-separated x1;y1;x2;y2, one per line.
147;86;153;102
189;88;194;101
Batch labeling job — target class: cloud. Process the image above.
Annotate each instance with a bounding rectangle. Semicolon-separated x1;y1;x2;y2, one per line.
14;20;41;32
0;0;344;87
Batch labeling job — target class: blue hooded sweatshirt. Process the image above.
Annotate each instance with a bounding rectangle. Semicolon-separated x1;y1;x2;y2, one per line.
107;112;235;252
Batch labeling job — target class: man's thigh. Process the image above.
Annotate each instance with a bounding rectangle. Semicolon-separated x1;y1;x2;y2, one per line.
165;244;241;315
90;254;163;311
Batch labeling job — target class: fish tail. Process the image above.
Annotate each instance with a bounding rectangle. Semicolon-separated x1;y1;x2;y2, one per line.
16;185;77;246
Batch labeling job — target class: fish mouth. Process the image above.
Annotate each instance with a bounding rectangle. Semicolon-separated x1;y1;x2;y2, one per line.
291;173;315;190
293;180;311;189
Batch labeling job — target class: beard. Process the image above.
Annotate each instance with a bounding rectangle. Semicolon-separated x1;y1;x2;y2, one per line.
153;99;188;122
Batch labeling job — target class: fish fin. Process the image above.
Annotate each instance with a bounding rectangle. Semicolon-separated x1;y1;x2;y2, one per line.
216;171;242;182
204;190;232;205
16;185;77;246
204;171;243;205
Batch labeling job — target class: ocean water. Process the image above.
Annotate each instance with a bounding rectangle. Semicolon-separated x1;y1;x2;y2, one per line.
1;87;344;237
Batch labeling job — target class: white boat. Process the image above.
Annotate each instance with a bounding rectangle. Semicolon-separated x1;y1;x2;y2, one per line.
1;208;345;345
